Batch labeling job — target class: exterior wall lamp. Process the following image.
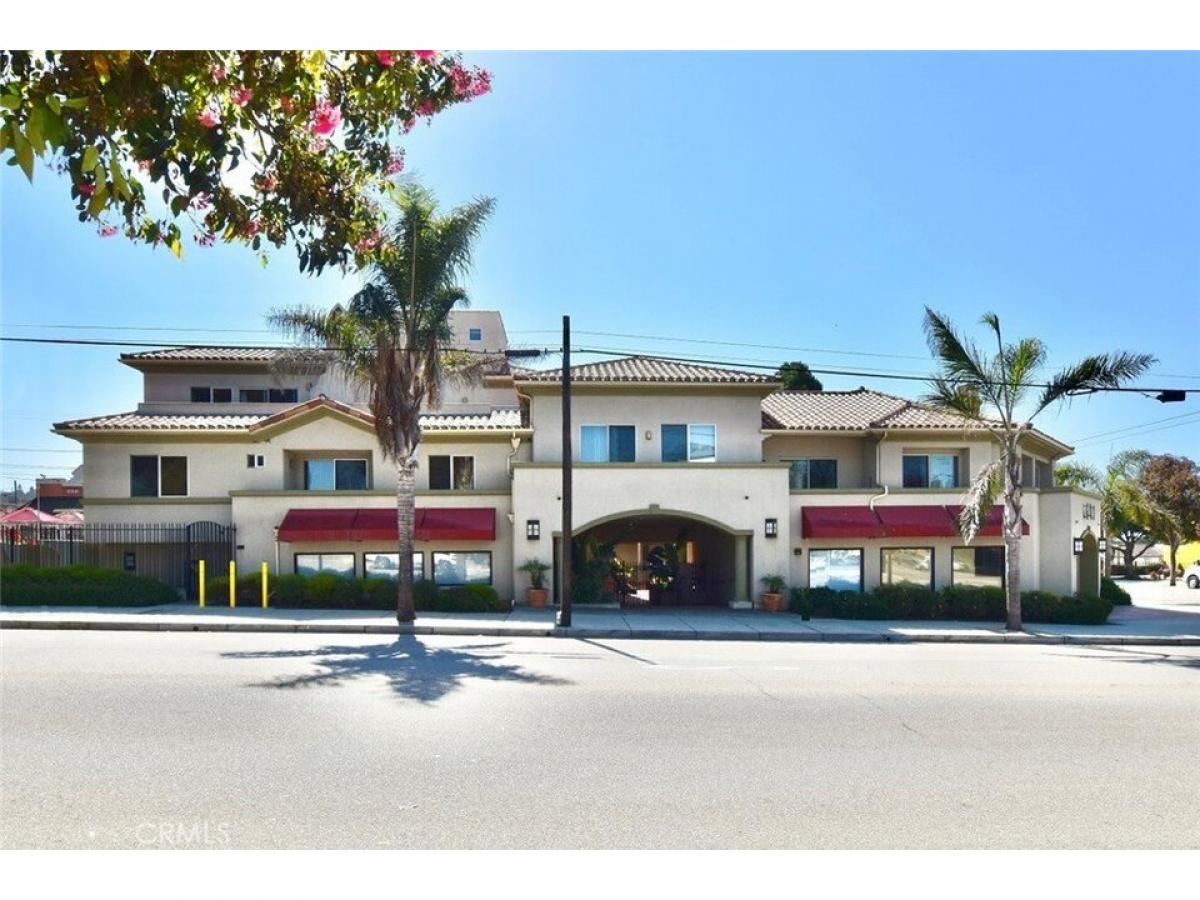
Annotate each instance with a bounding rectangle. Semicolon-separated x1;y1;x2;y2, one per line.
1072;537;1084;555
526;519;541;540
765;518;778;538
1097;538;1107;553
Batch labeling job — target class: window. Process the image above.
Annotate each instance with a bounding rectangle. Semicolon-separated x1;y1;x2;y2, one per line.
787;458;838;489
212;387;232;403
294;553;356;577
902;453;960;488
246;454;265;469
808;548;863;592
239;388;268;403
269;387;299;403
303;458;368;490
661;424;717;462
952;546;1005;588
190;386;212;402
428;455;475;490
364;552;424;581
581;424;635;462
468;327;482;341
881;547;934;588
130;455;188;497
432;551;492;585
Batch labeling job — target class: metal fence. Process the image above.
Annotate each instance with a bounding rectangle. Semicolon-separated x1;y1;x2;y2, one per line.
1;521;236;600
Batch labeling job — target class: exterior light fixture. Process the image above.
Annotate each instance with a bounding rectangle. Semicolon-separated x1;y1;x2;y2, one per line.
1098;538;1107;553
765;518;778;538
526;519;541;540
1073;537;1084;555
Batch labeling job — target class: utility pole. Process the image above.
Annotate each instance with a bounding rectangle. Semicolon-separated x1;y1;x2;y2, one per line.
558;314;573;627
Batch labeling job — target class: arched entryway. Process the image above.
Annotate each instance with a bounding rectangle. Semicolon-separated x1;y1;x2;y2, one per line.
1077;529;1100;598
559;509;750;608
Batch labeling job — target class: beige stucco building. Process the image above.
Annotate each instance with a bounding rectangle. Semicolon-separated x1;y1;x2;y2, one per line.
54;310;1104;605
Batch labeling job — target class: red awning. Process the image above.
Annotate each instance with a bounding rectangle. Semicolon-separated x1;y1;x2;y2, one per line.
801;506;886;538
277;507;496;543
946;505;1030;537
875;505;958;538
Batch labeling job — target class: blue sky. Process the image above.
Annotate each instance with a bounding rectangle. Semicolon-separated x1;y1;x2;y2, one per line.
2;51;1197;488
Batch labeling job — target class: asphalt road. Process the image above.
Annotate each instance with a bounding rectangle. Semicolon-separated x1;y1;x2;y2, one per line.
2;630;1198;849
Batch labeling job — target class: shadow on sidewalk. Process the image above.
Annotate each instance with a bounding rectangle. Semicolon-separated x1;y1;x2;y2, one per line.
222;635;573;703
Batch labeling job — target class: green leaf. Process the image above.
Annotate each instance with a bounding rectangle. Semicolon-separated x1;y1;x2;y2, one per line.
12;130;34;181
168;236;183;258
109;157;129;200
0;95;19;111
87;183;108;217
46;95;61;115
81;145;98;173
61;97;88;110
0;123;8;153
24;105;45;153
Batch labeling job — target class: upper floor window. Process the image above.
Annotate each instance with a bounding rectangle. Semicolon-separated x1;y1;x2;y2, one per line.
239;388;268;403
429;455;475;490
190;386;211;402
468;327;482;341
304;458;368;491
130;455;188;497
190;386;233;403
661;424;717;463
581;424;635;463
269;388;299;403
787;458;838;489
902;452;959;488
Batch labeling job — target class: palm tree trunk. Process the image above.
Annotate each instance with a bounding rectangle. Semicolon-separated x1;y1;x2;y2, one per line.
1168;540;1179;587
396;456;418;624
1003;442;1023;631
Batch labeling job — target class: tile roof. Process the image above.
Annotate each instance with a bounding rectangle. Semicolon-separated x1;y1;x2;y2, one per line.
761;388;984;431
514;356;777;384
121;347;283;363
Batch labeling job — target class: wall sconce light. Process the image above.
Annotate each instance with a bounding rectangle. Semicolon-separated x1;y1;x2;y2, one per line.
765;518;778;538
793;547;803;557
1097;538;1107;553
526;519;541;540
1072;537;1083;555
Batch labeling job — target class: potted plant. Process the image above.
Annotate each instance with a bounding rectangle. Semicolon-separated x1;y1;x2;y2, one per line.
760;574;787;613
518;559;551;608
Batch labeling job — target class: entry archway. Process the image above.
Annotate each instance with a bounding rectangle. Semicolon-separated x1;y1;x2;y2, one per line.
1076;529;1100;598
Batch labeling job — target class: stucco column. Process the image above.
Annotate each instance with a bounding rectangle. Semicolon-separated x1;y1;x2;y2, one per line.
733;534;749;605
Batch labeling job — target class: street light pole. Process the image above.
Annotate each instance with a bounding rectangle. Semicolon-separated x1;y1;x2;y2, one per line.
558;314;573;627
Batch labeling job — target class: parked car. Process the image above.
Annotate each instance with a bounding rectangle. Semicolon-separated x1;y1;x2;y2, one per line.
1186;562;1200;590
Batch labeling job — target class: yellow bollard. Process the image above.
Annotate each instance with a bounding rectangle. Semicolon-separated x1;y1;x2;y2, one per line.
229;559;236;608
261;562;269;609
198;560;206;608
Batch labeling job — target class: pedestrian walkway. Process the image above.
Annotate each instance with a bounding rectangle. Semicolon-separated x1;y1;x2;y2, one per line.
3;602;1198;645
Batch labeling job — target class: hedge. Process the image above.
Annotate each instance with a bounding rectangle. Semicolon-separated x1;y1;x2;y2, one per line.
1100;576;1131;606
0;564;178;607
790;583;1112;625
204;573;508;613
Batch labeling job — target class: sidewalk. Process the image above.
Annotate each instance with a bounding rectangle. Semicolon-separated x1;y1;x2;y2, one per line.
3;602;1198;645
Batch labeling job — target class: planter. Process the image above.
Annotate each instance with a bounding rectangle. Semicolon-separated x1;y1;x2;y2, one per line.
760;592;785;613
526;587;549;608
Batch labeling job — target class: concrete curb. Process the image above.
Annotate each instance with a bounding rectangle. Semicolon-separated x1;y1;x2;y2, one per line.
3;616;1199;645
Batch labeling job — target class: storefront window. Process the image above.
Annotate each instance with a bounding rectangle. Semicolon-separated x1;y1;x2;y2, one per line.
951;546;1005;587
363;552;425;581
881;547;934;588
432;551;493;585
808;548;863;592
294;553;356;577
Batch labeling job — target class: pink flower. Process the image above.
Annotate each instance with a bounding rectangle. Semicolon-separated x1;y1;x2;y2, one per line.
79;182;94;197
211;64;226;82
310;136;329;153
416;100;435;117
194;231;216;247
198;109;220;128
401;117;414;134
377;51;396;67
309;100;342;136
191;193;210;211
470;69;492;98
449;65;472;96
413;50;437;61
258;172;278;192
448;65;492;100
386;153;405;175
98;224;118;238
137;159;151;173
241;219;261;237
354;229;381;253
232;87;253;107
279;96;294;113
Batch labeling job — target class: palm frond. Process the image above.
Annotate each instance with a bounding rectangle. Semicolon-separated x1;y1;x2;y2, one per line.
923;307;1004;415
922;377;984;420
1052;461;1101;491
957;459;1003;544
1034;351;1156;416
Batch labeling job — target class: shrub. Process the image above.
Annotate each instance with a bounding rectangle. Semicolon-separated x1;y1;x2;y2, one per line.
270;574;309;608
204;573;262;606
788;587;812;618
0;564;177;606
872;583;940;619
1100;576;1131;606
361;577;396;610
433;583;507;613
412;578;442;610
940;585;1006;621
1021;591;1112;625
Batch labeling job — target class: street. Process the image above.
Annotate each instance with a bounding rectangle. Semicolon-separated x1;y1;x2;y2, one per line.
2;630;1198;849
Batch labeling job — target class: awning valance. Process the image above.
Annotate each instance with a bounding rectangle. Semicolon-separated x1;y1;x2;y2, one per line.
801;504;1028;539
277;507;496;543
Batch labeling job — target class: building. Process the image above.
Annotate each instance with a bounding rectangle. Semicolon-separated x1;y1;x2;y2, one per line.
52;310;1103;605
32;467;84;515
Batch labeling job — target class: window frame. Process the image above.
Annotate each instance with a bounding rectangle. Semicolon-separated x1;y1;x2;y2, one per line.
293;552;357;578
268;387;299;404
212;387;233;403
950;545;1006;588
303;457;370;491
427;454;476;491
580;424;636;463
238;387;269;403
468;327;482;341
662;423;718;463
785;457;839;490
807;547;865;593
362;551;425;581
190;386;212;403
130;454;188;498
879;546;935;590
431;550;494;586
902;452;960;489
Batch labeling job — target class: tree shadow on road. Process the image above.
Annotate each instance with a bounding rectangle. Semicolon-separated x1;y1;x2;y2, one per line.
1055;646;1200;671
222;636;573;703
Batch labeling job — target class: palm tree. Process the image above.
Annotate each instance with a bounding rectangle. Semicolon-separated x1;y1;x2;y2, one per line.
1055;450;1158;577
270;184;496;623
923;308;1153;630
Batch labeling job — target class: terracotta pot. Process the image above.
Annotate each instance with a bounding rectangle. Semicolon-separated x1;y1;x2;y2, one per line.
526;587;549;608
760;592;785;613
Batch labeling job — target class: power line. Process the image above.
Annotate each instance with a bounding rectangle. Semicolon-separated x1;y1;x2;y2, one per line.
1067;409;1200;444
1072;416;1200;449
0;447;82;453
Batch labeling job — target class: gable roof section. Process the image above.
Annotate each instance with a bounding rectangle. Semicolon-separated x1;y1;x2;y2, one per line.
53;412;269;432
514;356;777;385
